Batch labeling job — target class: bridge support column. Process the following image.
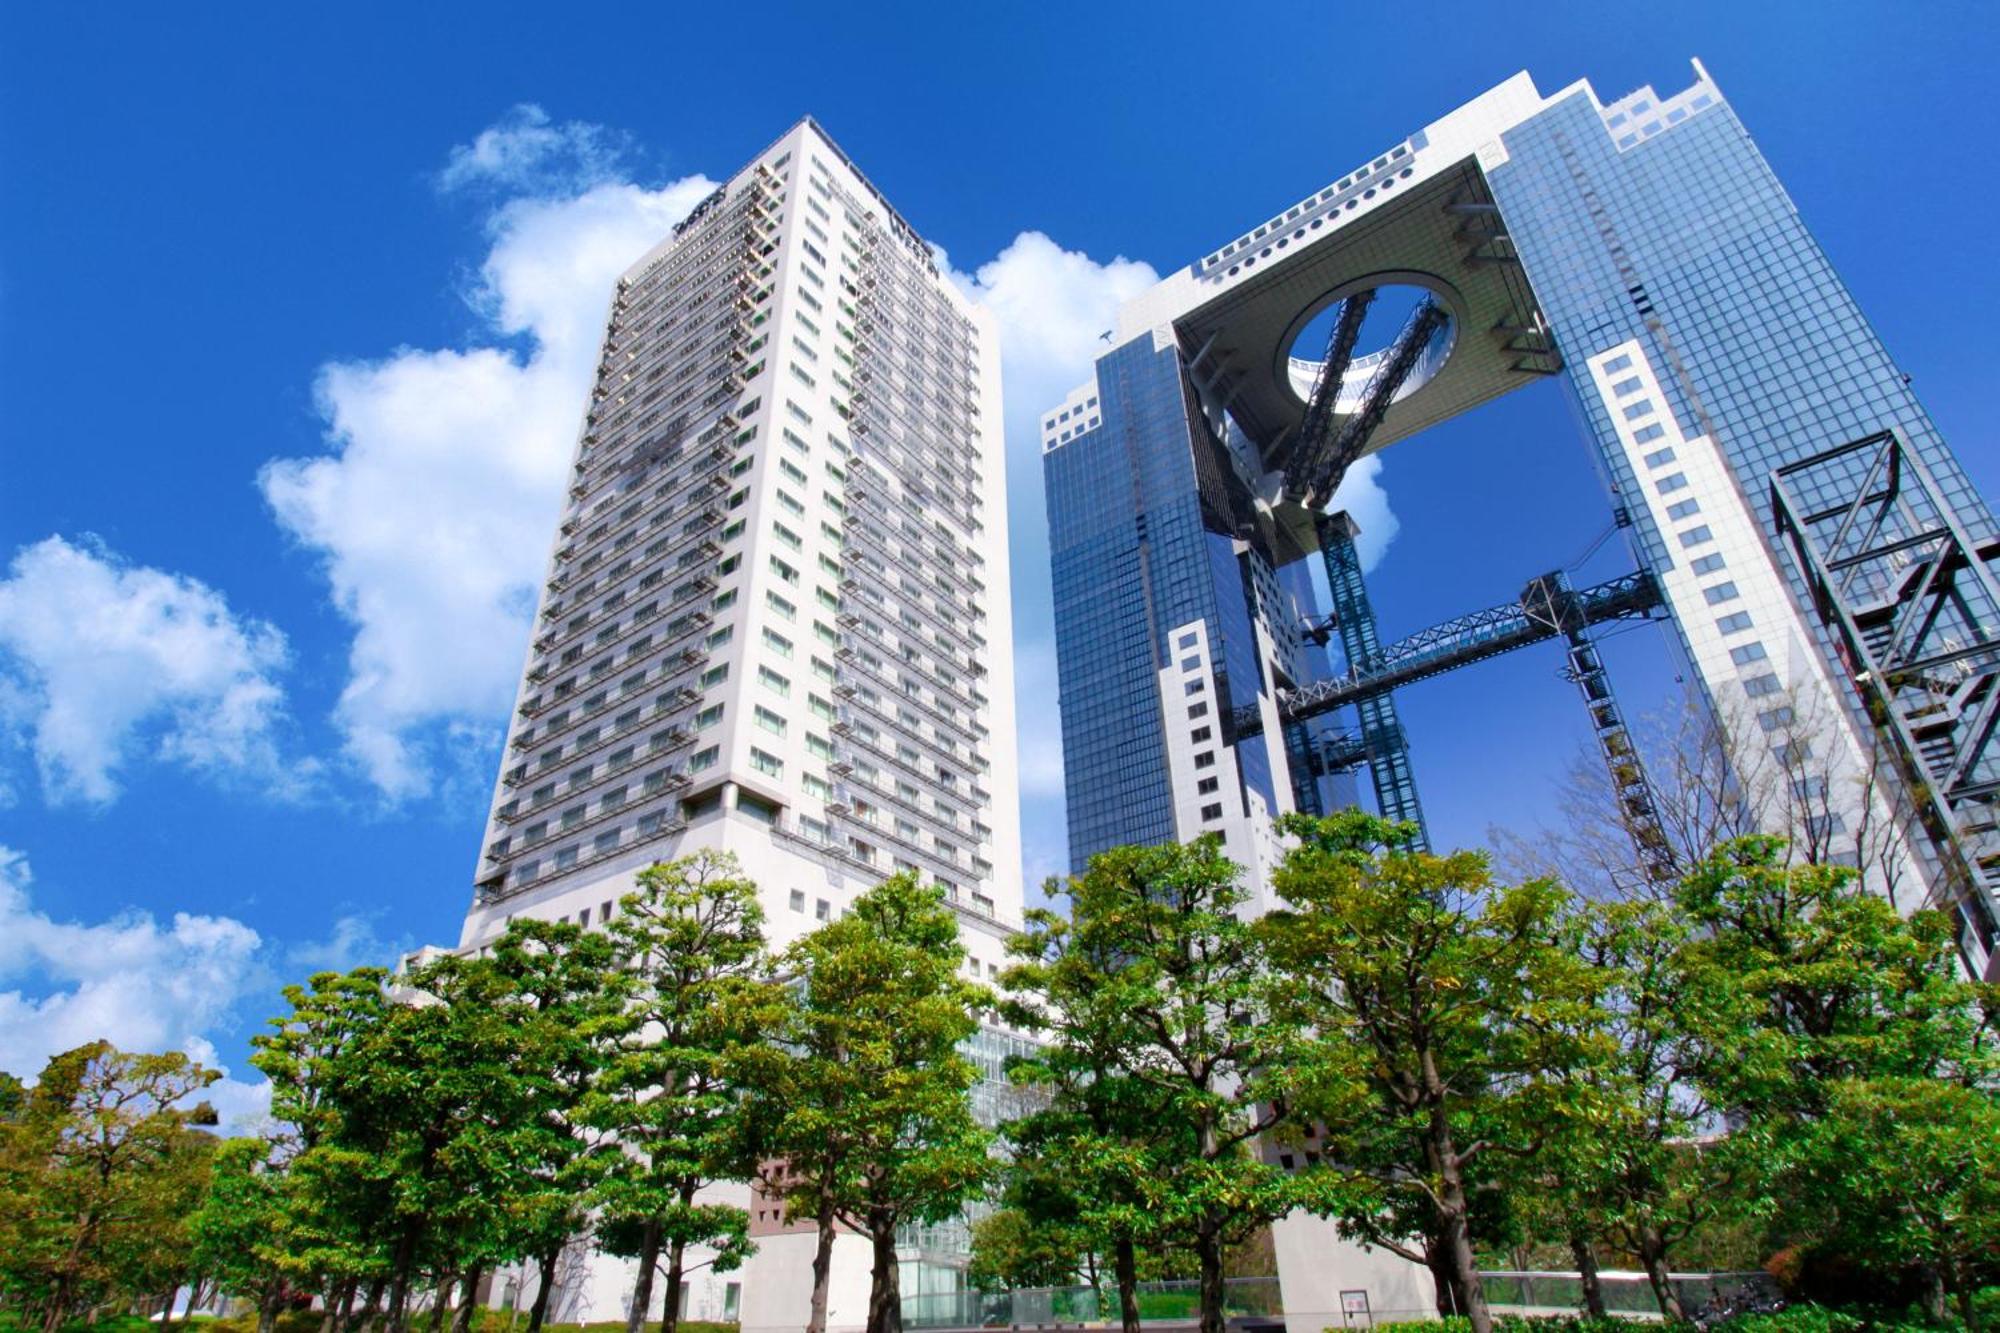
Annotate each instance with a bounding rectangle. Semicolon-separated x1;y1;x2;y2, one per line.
1317;511;1431;847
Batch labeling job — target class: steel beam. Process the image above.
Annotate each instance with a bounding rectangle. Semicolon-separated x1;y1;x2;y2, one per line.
1277;291;1374;484
1301;300;1451;509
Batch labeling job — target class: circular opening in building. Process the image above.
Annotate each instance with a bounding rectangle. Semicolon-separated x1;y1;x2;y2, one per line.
1283;282;1455;409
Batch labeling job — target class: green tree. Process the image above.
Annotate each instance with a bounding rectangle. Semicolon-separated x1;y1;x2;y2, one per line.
1264;812;1604;1333
251;968;397;1324
484;917;627;1333
588;851;773;1333
1536;896;1744;1319
965;1206;1088;1294
0;1043;219;1333
1027;838;1319;1333
364;952;538;1333
191;1137;293;1333
1676;837;2000;1317
1794;1076;2000;1328
999;883;1203;1333
742;872;992;1333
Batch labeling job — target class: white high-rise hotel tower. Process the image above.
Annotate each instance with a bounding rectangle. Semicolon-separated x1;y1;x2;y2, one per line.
453;118;1025;1329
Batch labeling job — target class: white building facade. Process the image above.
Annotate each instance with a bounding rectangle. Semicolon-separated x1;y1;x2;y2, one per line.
453;117;1026;1333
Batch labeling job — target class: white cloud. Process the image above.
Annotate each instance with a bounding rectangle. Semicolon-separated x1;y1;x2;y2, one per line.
261;115;716;797
0;536;296;805
436;104;626;197
0;845;267;1080
286;912;407;975
942;231;1159;458
1328;453;1399;572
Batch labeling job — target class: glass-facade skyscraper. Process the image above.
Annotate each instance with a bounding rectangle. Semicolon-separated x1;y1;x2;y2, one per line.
1044;60;1998;973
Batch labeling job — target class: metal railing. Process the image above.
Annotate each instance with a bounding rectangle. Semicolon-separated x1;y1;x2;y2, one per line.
903;1278;1283;1331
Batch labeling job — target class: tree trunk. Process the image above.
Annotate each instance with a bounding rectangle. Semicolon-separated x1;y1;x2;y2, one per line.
806;1196;838;1333
428;1275;453;1333
1195;1217;1227;1333
452;1266;484;1333
43;1276;71;1333
1920;1269;1948;1325
865;1219;901;1333
159;1287;179;1331
661;1235;690;1333
349;1277;384;1333
1635;1233;1683;1323
1422;1089;1490;1333
1567;1228;1606;1319
257;1287;283;1333
528;1244;563;1333
1113;1235;1141;1333
1424;1246;1462;1319
385;1225;421;1333
621;1224;661;1333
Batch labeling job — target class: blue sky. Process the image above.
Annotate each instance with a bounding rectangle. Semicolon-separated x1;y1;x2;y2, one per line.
3;1;1997;1111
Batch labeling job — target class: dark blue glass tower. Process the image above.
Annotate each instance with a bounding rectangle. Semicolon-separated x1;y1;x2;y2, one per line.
1043;62;1999;968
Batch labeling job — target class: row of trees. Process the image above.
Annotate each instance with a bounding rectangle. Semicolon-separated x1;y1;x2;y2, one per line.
977;815;1998;1333
3;817;1994;1333
0;857;995;1333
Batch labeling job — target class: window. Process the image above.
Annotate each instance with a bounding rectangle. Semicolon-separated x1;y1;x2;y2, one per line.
767;591;796;621
1730;643;1769;666
1622;400;1654;421
1666;499;1700;520
771;556;799;584
695;703;723;729
1188;701;1209;718
1190;726;1211;743
1656;473;1688;493
1193;752;1215;769
763;628;793;658
1610;376;1643;397
1633;423;1667;444
754;706;786;736
1691;553;1727;576
1197;776;1219;795
807;733;833;759
1717;611;1754;635
1643;447;1677;468
750;748;783;777
1178;631;1199;649
700;664;728;690
790;889;806;913
1602;353;1633;374
1757;706;1796;733
1679;525;1714;547
760;666;791;696
1703;581;1740;605
1184;679;1206;696
815;898;831;921
1742;673;1782;698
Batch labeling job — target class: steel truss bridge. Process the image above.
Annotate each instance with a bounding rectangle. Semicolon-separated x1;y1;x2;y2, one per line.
1235;510;1677;880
